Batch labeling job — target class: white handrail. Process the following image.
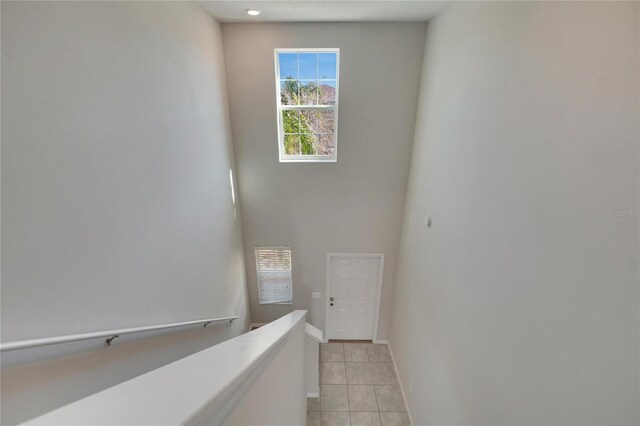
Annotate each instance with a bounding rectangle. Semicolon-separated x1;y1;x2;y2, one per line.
25;311;307;425
0;316;239;352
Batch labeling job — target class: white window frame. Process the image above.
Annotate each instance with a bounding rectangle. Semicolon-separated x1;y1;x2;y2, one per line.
274;48;340;163
255;246;293;305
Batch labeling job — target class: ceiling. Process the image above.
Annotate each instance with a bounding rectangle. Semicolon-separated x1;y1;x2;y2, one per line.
197;1;449;23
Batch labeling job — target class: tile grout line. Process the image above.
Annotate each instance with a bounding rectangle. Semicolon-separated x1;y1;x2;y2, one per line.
365;344;379;423
341;343;351;418
369;346;384;424
370;359;382;420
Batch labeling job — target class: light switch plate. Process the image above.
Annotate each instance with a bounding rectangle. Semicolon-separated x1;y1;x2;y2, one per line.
311;292;322;299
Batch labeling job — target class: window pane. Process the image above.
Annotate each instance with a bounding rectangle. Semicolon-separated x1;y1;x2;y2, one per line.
299;80;318;105
317;134;335;155
301;109;334;135
293;109;312;139
278;53;298;79
300;134;317;155
280;80;299;105
319;80;337;105
284;134;300;155
300;110;317;133
282;110;300;134
318;53;337;79
299;53;317;79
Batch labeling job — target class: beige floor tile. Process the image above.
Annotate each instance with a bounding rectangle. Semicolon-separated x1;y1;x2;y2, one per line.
374;385;406;412
320;385;349;412
321;411;351;426
379;412;410;426
370;363;398;385
345;362;373;384
348;385;378;411
350;412;382;426
344;343;369;362
307;411;322;425
308;396;321;412
366;344;392;363
317;360;408;426
321;343;345;362
321;362;347;384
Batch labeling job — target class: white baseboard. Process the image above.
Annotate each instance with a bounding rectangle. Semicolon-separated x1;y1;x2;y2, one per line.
306;392;319;398
385;342;415;426
373;339;389;344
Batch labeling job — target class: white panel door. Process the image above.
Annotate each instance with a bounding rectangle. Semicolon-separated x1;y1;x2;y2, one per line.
326;256;380;340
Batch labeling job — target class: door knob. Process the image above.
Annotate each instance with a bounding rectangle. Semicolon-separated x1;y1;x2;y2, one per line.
330;297;334;301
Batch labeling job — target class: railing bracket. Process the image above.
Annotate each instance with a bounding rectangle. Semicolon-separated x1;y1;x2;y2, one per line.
106;335;119;346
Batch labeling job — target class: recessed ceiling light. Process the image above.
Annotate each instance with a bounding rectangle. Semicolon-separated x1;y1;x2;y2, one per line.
246;9;261;16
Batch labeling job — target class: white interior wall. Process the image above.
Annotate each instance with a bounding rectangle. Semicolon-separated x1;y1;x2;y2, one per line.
0;2;250;424
390;2;639;425
221;23;426;339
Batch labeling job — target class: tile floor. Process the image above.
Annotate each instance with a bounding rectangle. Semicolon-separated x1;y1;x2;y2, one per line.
307;342;411;426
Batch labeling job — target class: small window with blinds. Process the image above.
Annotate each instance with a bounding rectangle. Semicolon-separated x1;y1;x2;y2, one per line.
255;246;293;305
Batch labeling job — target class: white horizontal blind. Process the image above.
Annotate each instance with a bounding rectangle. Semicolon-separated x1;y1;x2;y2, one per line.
255;247;293;304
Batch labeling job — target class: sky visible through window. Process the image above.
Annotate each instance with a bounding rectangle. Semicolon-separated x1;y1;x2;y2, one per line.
279;52;337;82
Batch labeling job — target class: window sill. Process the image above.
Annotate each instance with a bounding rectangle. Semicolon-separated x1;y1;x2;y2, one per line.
279;157;337;163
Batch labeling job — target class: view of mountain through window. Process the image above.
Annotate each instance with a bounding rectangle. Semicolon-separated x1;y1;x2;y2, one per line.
275;49;339;162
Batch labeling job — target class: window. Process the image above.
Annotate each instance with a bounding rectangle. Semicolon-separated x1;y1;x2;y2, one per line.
275;49;340;162
255;246;293;304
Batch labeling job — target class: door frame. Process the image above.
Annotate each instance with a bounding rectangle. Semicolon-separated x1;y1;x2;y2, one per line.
325;253;385;341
